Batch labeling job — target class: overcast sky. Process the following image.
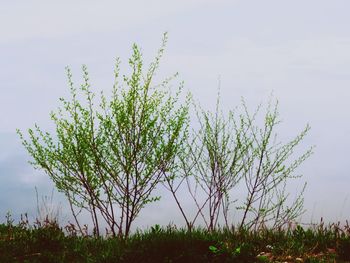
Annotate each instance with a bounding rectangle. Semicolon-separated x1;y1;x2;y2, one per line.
1;1;350;229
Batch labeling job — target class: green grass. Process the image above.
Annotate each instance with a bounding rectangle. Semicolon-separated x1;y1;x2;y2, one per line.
1;216;350;263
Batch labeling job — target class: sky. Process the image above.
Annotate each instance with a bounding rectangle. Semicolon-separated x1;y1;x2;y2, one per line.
1;0;350;230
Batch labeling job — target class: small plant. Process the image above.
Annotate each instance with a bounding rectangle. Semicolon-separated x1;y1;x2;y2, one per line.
169;91;249;231
5;211;14;227
164;92;313;233
208;245;220;254
150;224;161;234
256;254;270;263
17;33;190;239
233;245;241;256
237;99;313;231
35;187;61;227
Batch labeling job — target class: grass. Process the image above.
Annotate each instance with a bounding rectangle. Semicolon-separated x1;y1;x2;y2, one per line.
1;215;350;263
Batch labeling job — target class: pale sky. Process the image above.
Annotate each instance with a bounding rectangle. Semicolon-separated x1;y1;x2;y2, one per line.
1;1;350;229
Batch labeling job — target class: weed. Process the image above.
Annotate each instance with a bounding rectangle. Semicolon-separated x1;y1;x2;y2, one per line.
1;218;350;262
